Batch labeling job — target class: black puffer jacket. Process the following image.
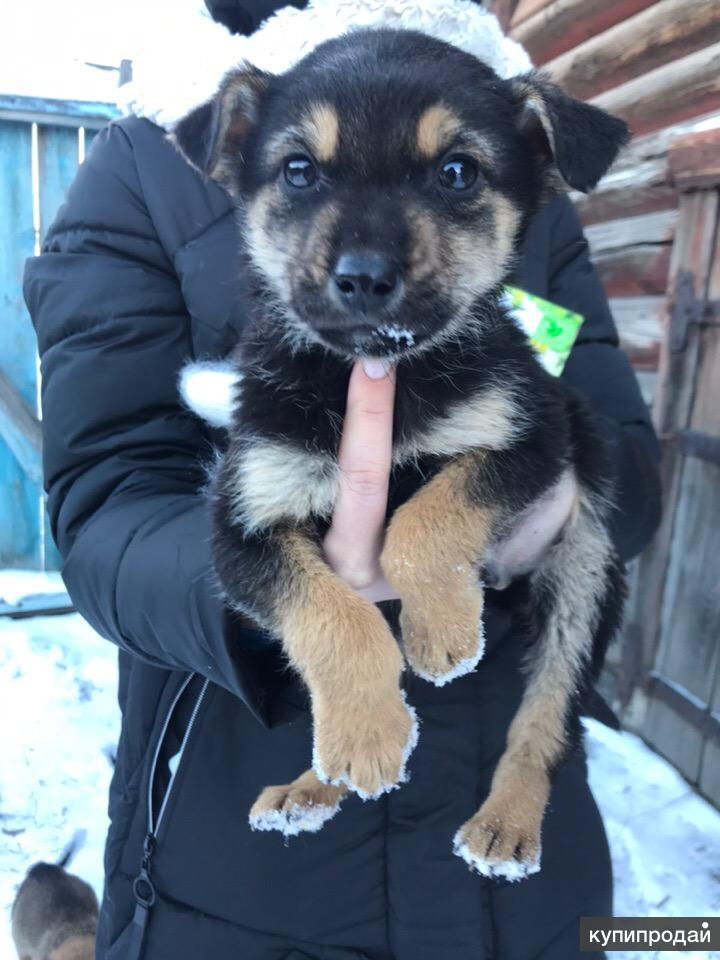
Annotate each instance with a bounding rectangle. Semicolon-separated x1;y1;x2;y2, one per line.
24;114;660;960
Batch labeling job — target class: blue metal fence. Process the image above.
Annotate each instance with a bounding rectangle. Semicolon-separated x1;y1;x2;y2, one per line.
0;95;118;569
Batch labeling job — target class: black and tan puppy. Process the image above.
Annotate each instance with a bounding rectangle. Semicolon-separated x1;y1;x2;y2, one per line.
11;861;97;960
174;28;627;880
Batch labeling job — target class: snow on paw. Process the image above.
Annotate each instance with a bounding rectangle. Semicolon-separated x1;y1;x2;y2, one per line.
453;805;542;882
400;597;485;687
312;693;419;800
249;771;346;837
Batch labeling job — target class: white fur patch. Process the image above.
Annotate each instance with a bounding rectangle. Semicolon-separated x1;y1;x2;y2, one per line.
394;385;527;464
452;831;541;882
119;0;532;129
249;799;342;836
312;693;420;801
230;440;339;532
412;618;486;687
179;360;238;429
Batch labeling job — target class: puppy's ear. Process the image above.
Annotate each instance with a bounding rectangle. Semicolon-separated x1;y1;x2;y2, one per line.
512;73;629;193
172;66;271;189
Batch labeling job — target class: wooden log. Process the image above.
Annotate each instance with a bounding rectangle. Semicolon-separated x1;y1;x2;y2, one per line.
609;296;664;369
669;128;720;190
510;0;552;29
591;42;720;139
489;0;521;32
576;175;676;227
573;111;720;225
585;209;677;257
510;0;658;66
594;244;672;298
546;0;720;101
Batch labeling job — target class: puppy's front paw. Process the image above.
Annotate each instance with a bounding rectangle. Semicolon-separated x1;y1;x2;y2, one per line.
400;590;485;687
249;769;346;836
453;787;546;882
312;692;419;800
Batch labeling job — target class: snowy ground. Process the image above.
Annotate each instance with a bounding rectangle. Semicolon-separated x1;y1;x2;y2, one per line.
1;571;718;959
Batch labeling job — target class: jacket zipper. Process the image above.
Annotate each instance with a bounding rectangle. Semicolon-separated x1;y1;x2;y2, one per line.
126;673;209;960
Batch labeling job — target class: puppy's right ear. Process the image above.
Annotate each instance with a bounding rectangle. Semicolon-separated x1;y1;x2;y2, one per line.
172;66;271;190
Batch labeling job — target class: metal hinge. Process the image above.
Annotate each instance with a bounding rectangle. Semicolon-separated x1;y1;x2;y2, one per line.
669;270;720;354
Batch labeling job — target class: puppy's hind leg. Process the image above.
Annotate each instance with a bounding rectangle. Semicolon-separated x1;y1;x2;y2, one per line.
454;491;624;881
250;768;348;837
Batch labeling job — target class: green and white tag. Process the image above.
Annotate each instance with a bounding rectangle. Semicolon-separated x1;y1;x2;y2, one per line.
503;286;584;376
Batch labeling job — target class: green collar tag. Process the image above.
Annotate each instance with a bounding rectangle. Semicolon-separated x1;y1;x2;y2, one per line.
503;286;584;376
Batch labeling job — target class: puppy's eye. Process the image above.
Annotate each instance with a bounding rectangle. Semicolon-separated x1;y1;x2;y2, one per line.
284;156;317;188
439;156;479;191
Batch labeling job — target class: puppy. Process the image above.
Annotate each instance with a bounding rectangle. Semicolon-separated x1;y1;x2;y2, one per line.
11;854;97;960
174;28;627;880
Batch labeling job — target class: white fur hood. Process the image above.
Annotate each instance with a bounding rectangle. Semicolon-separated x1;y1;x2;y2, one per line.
118;0;532;128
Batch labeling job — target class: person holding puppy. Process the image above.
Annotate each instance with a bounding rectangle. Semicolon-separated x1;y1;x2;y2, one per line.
25;1;661;958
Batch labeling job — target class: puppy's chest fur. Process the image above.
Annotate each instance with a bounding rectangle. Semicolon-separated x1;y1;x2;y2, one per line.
225;320;559;533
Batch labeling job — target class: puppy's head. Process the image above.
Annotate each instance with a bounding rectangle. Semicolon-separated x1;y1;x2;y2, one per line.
174;29;627;359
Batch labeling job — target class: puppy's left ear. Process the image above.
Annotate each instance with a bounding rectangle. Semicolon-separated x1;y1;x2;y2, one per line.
513;73;629;193
171;65;271;191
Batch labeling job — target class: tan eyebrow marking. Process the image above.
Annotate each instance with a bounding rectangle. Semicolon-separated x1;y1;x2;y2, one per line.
263;127;303;170
301;102;340;163
416;104;463;158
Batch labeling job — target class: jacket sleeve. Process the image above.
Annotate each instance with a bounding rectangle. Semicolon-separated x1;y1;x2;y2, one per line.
548;195;662;560
24;121;274;720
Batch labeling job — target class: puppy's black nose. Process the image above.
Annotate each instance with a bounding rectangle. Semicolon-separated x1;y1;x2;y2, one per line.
332;251;399;310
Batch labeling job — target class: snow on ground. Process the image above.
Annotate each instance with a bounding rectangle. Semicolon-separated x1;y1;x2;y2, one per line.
0;570;718;958
0;572;120;959
586;718;720;958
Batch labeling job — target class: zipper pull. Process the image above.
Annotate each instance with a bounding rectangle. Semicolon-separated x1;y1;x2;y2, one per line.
125;832;157;960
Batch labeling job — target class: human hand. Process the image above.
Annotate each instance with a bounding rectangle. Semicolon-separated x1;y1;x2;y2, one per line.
323;359;579;600
323;359;401;603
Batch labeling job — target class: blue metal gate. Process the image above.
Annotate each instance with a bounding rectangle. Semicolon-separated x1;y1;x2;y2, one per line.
0;94;118;568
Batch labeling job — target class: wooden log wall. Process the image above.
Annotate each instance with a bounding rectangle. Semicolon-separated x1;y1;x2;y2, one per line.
490;0;720;805
492;0;720;408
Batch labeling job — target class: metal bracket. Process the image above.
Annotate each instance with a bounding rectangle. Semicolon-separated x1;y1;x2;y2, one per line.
673;429;720;465
669;270;720;354
645;672;720;743
0;592;74;619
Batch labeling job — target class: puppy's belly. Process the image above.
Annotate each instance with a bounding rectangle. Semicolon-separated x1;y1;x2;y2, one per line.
230;440;339;531
482;468;578;589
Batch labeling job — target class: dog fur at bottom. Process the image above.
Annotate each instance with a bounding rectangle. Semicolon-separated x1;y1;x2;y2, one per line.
453;830;541;882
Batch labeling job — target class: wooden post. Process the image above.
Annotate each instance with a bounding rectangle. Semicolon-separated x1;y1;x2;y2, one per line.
623;130;720;804
488;0;521;32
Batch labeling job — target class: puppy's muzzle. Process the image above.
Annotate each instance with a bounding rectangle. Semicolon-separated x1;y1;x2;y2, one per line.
329;250;403;314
